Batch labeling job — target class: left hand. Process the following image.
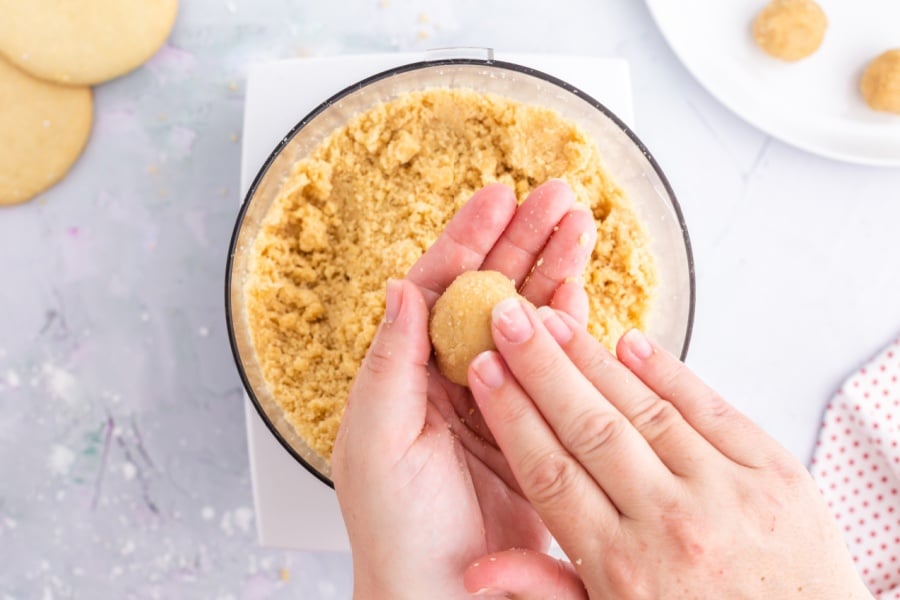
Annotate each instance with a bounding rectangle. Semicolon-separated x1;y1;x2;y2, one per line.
331;180;596;599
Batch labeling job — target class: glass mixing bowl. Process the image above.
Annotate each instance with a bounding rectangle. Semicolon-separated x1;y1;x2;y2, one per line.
226;57;695;487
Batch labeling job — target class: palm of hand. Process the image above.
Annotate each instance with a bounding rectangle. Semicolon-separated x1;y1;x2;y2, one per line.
406;364;549;559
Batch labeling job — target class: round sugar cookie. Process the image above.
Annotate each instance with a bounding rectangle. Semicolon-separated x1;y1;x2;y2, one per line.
0;0;178;85
429;270;522;387
0;56;93;206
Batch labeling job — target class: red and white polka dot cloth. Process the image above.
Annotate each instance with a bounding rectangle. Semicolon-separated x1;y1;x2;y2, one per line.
812;337;900;599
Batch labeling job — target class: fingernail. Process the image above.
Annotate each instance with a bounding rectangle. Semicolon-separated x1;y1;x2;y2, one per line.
472;352;505;389
493;298;533;343
624;328;653;360
537;306;574;344
384;279;402;323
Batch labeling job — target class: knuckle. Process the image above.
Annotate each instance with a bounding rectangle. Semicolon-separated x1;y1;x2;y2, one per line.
659;359;688;392
629;396;682;442
521;450;581;507
577;347;613;379
525;351;568;384
766;453;812;486
363;334;394;377
702;392;734;420
660;511;708;564
565;409;627;461
494;394;534;429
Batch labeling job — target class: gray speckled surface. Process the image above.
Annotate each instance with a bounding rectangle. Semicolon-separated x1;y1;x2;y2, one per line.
3;0;900;598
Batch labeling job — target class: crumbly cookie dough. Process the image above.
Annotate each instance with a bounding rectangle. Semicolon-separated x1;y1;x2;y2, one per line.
0;0;178;85
429;271;521;387
0;56;92;206
752;0;827;62
245;88;657;459
860;49;900;114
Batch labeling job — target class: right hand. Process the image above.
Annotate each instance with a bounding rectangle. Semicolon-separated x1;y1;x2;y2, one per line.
464;300;871;599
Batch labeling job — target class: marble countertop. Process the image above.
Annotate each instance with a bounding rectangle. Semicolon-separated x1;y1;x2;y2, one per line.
2;0;899;598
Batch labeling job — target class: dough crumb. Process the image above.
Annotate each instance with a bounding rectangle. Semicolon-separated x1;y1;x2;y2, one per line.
429;271;521;387
752;0;827;62
860;49;900;114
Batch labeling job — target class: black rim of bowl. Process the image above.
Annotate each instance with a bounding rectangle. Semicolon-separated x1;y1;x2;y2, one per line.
225;57;697;489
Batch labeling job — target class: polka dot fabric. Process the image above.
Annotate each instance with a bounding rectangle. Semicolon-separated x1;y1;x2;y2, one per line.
812;338;900;599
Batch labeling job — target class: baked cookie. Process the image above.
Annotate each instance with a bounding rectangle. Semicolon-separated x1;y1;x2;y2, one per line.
0;0;178;85
0;56;92;206
860;49;900;114
429;270;522;387
752;0;827;62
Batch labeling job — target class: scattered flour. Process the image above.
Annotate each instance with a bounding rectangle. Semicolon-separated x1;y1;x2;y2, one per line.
122;462;137;480
47;445;75;476
42;364;78;405
220;507;253;535
5;370;20;388
201;506;215;521
233;507;253;533
220;511;234;536
317;581;337;598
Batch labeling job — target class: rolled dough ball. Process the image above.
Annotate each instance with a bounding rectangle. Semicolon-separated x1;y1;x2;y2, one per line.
429;270;521;387
0;56;93;206
860;49;900;115
0;0;179;85
752;0;827;62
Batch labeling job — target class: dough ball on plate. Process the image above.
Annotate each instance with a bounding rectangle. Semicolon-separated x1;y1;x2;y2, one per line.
860;49;900;114
429;270;522;387
752;0;827;62
0;0;179;85
0;56;93;206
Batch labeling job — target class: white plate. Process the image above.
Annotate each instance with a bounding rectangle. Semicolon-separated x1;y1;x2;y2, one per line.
646;0;900;166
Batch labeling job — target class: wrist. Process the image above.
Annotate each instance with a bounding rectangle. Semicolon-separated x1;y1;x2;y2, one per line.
352;562;467;600
352;565;425;600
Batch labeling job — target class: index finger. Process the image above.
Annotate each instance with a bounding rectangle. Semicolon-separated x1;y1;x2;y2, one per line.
484;298;678;518
480;179;575;288
407;183;517;307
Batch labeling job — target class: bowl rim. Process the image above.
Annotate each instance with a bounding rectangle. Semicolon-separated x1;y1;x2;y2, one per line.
225;57;697;489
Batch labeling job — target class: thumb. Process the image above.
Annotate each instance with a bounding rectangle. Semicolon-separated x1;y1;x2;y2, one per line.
346;278;431;450
464;549;588;600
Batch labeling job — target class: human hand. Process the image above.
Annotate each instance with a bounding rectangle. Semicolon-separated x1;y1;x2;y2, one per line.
465;303;872;599
332;180;597;599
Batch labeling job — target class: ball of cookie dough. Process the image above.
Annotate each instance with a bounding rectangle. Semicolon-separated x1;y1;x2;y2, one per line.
429;270;521;387
860;49;900;115
752;0;827;62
